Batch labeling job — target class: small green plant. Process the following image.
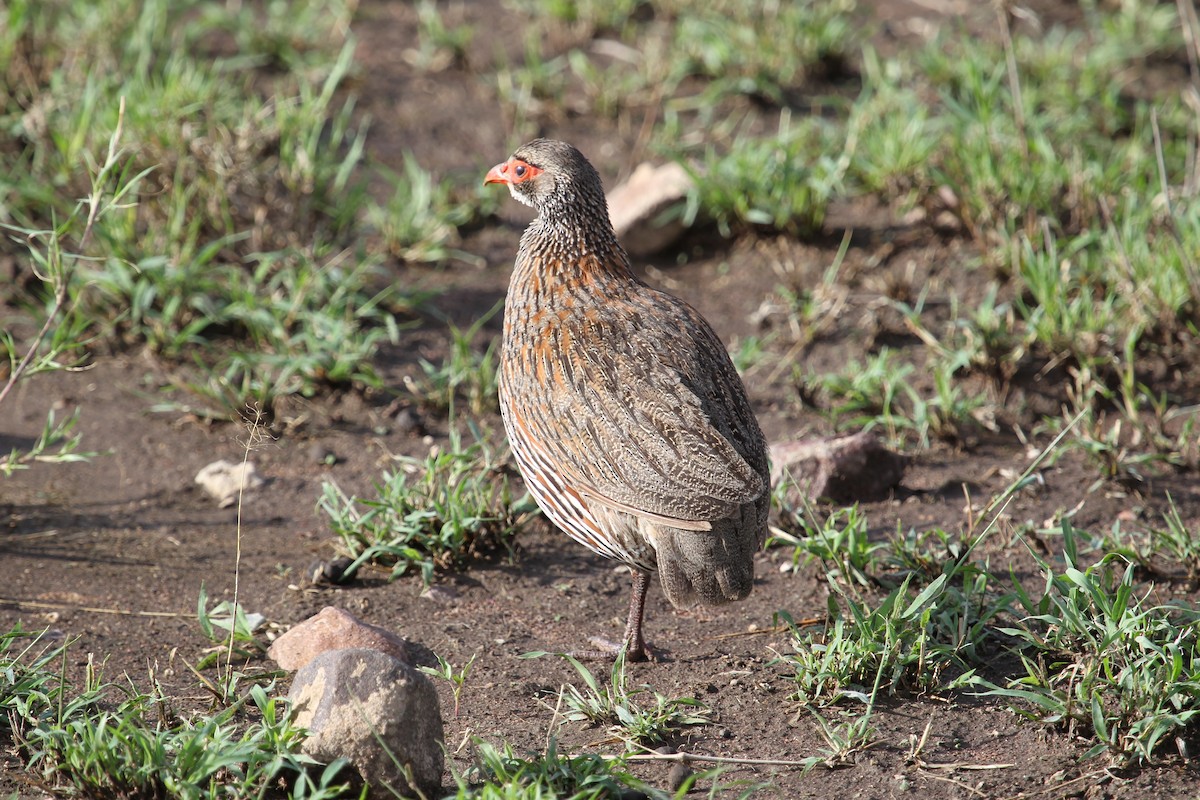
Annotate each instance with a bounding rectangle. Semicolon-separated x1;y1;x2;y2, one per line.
0;409;97;478
527;650;709;748
1090;496;1200;586
367;155;489;265
978;521;1200;765
0;626;71;736
678;112;846;236
770;503;883;589
881;525;964;585
800;347;913;438
320;427;522;585
803;705;879;769
194;586;268;670
410;0;474;71
418;652;477;718
450;739;652;799
407;302;503;416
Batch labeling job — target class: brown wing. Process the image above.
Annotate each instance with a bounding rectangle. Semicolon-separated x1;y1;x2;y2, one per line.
502;284;768;528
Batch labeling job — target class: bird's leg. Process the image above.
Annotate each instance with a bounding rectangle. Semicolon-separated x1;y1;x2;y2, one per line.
579;570;657;661
622;569;651;662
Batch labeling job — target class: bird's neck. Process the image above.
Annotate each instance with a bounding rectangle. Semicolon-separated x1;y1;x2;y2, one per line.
514;213;635;290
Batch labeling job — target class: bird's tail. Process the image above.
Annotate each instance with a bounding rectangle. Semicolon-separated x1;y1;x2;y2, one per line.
645;499;766;608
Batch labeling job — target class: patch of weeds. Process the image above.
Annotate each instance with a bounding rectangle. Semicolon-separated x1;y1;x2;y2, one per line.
406;302;503;416
513;0;648;37
881;526;966;585
451;739;652;800
1;0;413;418
495;32;569;131
149;249;405;419
845;47;940;200
0;409;96;478
662;0;857;106
527;650;709;748
798;347;913;439
0;95;137;475
1089;496;1200;587
776;576;952;705
409;0;474;72
801;703;879;770
1054;390;1180;489
770;503;883;589
25;681;350;799
1145;497;1200;585
771;241;850;353
367;155;493;265
978;522;1200;765
901;353;990;448
0;627;70;736
320;427;522;586
206;0;358;72
775;510;1000;704
678;111;847;236
836;3;1198;468
1;624;351;799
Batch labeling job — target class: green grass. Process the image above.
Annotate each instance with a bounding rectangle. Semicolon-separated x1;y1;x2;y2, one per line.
677;112;847;236
406;303;504;417
771;503;883;589
525;650;710;748
368;156;496;265
770;491;1200;764
319;427;524;586
979;522;1200;765
0;626;350;800
418;652;478;718
449;739;656;800
0;0;491;421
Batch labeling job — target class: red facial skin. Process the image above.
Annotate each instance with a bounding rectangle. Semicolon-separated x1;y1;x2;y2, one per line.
484;158;543;185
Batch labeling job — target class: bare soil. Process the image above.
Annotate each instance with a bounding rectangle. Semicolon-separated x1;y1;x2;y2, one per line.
3;1;1200;798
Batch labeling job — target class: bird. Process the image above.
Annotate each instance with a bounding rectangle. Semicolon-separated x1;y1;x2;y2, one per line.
484;139;769;661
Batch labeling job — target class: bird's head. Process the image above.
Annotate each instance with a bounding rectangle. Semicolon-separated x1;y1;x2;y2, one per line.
484;139;609;223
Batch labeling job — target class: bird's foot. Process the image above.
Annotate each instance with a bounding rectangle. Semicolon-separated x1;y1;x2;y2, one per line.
573;636;657;663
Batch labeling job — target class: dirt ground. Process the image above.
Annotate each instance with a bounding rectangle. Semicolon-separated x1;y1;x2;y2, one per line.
3;0;1200;797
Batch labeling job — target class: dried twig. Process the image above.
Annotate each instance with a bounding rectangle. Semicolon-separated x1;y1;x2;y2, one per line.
0;598;185;618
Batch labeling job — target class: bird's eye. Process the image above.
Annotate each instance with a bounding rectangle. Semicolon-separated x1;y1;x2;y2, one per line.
514;164;527;178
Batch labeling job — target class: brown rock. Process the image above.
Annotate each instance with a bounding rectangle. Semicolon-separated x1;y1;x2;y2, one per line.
607;161;694;256
770;431;907;504
289;648;444;798
268;606;409;671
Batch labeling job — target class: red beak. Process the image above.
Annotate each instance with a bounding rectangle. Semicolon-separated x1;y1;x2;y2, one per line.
484;161;508;185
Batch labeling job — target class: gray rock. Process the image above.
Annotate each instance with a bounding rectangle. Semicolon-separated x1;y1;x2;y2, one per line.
289;648;444;798
770;431;907;504
269;606;409;671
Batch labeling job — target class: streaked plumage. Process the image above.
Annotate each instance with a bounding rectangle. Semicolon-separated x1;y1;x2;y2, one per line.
485;139;769;660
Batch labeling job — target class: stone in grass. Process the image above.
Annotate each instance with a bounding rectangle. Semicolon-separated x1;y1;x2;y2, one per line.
769;431;907;505
289;648;444;799
194;459;264;508
268;606;409;672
